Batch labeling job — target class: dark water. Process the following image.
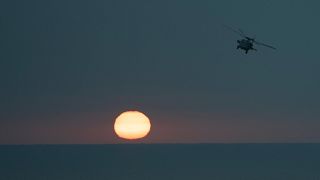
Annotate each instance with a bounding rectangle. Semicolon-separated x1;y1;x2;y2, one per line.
0;144;320;180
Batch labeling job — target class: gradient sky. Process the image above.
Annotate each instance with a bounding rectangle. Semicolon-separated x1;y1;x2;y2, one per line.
1;0;320;144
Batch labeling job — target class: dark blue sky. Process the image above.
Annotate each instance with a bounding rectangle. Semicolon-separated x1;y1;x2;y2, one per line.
1;0;319;143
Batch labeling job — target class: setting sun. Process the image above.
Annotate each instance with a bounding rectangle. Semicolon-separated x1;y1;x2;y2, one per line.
114;111;151;140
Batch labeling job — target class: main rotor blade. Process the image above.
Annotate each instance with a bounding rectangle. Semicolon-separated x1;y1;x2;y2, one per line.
238;28;247;37
222;24;246;38
254;40;276;50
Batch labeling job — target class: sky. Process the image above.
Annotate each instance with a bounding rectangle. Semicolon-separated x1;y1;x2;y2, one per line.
0;0;320;144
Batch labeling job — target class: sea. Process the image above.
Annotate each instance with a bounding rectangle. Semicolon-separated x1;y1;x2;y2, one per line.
0;144;319;180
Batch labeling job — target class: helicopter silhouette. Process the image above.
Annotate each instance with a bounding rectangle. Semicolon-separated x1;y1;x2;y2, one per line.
223;25;276;54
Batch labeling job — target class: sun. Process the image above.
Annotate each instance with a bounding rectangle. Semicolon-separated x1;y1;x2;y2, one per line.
114;111;151;140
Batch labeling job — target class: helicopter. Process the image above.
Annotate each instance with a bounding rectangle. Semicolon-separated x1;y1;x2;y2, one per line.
223;25;276;54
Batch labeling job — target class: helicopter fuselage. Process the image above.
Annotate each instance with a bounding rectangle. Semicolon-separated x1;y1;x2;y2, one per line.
237;39;256;54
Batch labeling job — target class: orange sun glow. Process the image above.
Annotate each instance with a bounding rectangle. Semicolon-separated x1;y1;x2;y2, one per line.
114;111;151;140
